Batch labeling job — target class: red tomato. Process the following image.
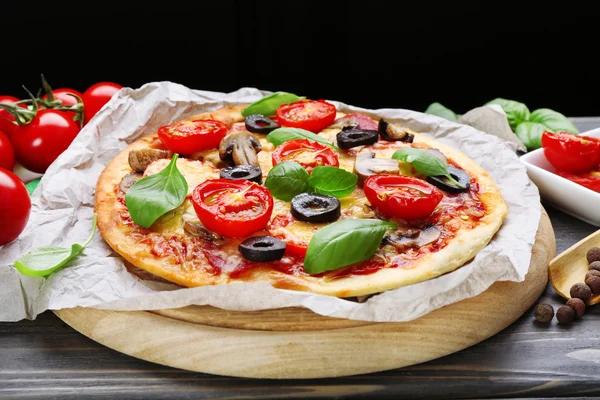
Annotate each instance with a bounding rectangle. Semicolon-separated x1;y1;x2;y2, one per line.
0;168;31;246
82;82;123;124
271;139;339;173
43;88;84;121
12;109;80;173
0;131;15;171
0;95;27;140
192;179;274;238
364;174;443;220
267;215;308;257
276;100;337;133
542;131;600;173
556;170;600;192
158;119;228;154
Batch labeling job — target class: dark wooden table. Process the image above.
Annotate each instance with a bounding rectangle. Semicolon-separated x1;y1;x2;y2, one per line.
2;118;600;400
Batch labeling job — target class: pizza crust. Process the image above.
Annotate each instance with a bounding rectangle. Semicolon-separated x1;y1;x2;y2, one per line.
95;104;507;297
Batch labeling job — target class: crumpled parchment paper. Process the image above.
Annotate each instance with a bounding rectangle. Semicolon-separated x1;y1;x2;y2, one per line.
0;82;541;322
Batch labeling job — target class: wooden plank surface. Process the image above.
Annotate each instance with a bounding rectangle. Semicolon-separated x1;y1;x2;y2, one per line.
1;118;599;399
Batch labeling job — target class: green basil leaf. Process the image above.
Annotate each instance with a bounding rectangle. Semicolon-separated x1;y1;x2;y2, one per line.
307;166;358;198
515;121;547;151
241;92;303;117
425;102;458;122
392;147;462;187
304;219;396;274
264;161;310;201
485;98;530;131
529;108;579;134
14;215;97;278
125;154;188;228
25;178;41;196
266;127;339;150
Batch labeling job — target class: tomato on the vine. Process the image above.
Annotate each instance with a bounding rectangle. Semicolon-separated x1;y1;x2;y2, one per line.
192;179;274;238
0;168;31;246
12;109;80;173
271;139;339;173
364;174;443;220
43;88;84;121
0;131;15;171
82;82;123;124
276;100;337;133
541;131;600;173
158;119;228;154
0;95;26;140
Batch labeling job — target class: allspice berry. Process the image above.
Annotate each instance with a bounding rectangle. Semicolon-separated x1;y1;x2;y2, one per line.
557;305;576;324
586;270;600;281
590;261;600;272
534;303;554;323
570;282;592;302
566;298;586;318
586;276;600;294
587;247;600;264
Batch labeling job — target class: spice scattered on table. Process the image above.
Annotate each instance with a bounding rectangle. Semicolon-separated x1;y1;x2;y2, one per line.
566;298;586;318
570;282;592;302
534;303;554;323
556;305;576;324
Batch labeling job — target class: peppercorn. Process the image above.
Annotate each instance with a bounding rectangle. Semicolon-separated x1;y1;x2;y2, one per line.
566;298;586;318
586;270;600;281
585;275;600;294
590;261;600;272
570;282;592;302
587;247;600;264
534;303;554;323
557;305;576;324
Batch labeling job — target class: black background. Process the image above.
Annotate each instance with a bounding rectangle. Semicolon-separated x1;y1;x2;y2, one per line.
2;2;599;116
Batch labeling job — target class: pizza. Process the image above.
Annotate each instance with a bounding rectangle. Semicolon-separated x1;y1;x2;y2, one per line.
95;94;508;298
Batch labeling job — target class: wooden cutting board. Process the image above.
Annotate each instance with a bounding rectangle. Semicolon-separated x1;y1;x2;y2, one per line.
54;209;554;379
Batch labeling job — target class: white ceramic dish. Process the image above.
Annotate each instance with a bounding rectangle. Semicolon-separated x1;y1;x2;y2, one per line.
520;127;600;226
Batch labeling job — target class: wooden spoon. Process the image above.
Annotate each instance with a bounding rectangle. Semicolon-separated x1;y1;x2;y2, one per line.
549;228;600;305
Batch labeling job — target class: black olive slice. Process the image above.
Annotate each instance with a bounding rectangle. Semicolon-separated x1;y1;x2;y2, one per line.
244;114;280;134
378;118;414;143
426;166;471;193
239;236;286;262
291;193;341;223
220;165;263;184
336;128;379;149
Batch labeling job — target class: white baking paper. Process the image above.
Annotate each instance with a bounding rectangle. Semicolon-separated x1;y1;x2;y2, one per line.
0;82;541;322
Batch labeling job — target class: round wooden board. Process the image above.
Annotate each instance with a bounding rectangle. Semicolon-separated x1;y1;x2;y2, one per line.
54;209;554;379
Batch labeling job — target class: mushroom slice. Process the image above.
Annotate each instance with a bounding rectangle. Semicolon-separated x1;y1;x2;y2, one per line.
353;152;400;185
183;213;222;241
219;131;262;166
329;116;360;130
383;224;441;251
378;119;415;143
119;171;142;193
128;148;170;172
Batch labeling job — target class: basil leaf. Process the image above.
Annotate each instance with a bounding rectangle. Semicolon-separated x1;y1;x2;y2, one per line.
391;147;461;186
266;127;339;150
485;98;530;131
529;108;579;134
425;102;458;122
304;219;396;274
241;92;303;117
264;161;310;201
125;154;188;228
515;121;547;151
14;215;97;278
307;166;358;198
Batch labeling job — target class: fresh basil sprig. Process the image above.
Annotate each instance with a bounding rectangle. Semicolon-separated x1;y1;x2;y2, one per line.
529;108;578;134
425;102;459;122
265;162;357;201
241;92;303;117
392;147;462;187
485;98;530;131
125;154;188;228
266;127;339;150
14;215;97;278
304;219;396;274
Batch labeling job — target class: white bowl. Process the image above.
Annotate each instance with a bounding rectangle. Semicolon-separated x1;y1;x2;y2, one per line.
520;127;600;226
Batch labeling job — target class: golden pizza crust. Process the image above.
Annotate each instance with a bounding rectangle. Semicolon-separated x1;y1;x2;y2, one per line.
95;104;507;297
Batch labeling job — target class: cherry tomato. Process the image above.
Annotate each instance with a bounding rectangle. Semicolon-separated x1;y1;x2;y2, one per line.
276;100;337;133
364;174;443;220
192;179;274;238
0;168;31;246
542;131;600;173
271;139;339;173
158;119;228;154
0;131;15;171
12;109;80;173
556;170;600;192
82;82;123;124
0;95;27;140
267;215;309;257
43;88;84;121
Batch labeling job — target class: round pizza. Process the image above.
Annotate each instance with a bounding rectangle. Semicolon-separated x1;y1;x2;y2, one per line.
95;94;508;298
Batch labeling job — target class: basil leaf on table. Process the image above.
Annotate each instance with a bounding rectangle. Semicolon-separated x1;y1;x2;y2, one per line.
485;98;530;131
266;127;339;150
392;147;462;187
515;121;548;151
14;215;97;278
264;161;310;201
125;154;188;228
307;166;358;198
241;92;303;117
304;219;396;274
529;108;579;134
424;102;458;122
